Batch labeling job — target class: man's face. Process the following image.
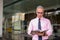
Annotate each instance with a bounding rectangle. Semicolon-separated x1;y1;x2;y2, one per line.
36;8;44;18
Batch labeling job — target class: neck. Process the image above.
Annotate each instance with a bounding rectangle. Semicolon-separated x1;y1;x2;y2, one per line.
37;16;43;19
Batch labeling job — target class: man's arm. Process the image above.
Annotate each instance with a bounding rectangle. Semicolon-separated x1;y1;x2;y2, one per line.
45;20;53;36
27;20;33;36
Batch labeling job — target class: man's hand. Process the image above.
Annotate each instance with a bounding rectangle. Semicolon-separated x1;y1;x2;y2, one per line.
31;31;44;36
31;31;48;36
31;31;36;35
37;31;48;36
36;31;44;36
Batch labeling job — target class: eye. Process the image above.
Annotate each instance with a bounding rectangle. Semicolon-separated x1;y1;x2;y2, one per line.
37;12;43;14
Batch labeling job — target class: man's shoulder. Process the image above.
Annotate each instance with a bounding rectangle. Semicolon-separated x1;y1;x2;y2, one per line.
30;18;37;22
43;17;50;22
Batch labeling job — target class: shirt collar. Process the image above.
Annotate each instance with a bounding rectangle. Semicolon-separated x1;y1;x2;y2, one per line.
36;17;44;20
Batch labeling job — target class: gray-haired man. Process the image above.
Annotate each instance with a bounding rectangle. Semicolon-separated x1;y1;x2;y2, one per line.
27;5;53;40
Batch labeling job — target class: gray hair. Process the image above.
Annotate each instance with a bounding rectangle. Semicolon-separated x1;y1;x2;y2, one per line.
36;5;44;9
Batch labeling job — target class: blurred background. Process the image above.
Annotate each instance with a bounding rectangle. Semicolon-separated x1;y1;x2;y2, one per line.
3;0;60;40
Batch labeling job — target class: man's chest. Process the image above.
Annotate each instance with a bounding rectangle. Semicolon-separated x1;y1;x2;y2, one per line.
32;20;48;31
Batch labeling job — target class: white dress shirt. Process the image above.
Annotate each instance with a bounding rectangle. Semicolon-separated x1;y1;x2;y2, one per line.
27;17;53;40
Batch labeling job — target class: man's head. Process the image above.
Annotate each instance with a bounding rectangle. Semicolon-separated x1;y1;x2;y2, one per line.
36;5;44;18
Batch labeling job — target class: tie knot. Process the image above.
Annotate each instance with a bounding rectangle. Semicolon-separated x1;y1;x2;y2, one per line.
39;18;40;20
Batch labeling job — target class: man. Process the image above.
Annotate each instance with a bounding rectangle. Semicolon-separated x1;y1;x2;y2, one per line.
27;5;53;40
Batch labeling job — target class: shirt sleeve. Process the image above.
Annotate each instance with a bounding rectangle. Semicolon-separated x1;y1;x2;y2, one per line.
27;20;33;36
46;20;53;37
